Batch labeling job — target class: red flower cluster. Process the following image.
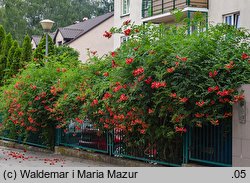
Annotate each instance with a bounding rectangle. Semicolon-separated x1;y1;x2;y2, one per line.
137;75;145;82
175;126;187;133
91;99;98;106
167;67;175;73
144;76;152;84
111;52;117;57
75;118;83;124
208;86;220;93
132;67;144;76
103;31;112;38
242;53;249;60
196;101;205;107
112;60;118;68
217;90;230;97
225;61;235;69
103;92;112;100
179;97;188;103
113;85;123;92
103;72;109;77
210;119;219;126
50;86;63;96
195;113;204;118
123;20;131;25
148;108;154;114
119;94;128;102
126;58;134;64
30;85;37;90
151;81;166;89
224;112;232;118
170;93;177;98
124;29;131;36
176;55;187;62
233;94;245;102
209;70;218;78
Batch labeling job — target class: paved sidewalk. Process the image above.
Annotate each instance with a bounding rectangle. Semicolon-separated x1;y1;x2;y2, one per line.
0;146;118;167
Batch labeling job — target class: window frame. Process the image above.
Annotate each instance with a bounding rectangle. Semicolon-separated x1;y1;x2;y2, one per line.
223;12;240;28
120;36;129;44
121;0;130;16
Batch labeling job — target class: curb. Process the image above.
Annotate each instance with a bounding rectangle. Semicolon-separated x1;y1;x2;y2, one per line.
0;139;53;154
55;146;163;167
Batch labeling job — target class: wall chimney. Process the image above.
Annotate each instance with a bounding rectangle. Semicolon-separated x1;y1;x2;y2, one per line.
82;17;88;22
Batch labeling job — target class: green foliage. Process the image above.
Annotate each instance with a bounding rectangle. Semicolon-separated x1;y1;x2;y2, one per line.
5;40;18;79
52;45;80;67
10;47;22;76
0;33;12;83
0;25;5;51
21;35;32;66
0;17;250;148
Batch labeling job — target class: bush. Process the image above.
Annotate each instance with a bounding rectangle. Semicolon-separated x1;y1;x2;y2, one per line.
1;16;250;147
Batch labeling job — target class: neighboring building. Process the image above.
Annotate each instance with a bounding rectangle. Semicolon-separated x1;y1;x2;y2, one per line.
209;0;250;29
31;33;55;50
114;0;142;49
53;12;114;62
31;35;41;50
114;0;250;44
32;12;114;62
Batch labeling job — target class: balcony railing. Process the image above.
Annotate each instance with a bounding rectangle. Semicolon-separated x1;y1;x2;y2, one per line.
142;0;208;18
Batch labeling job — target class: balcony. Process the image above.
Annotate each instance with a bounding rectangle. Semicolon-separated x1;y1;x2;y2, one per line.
142;0;208;23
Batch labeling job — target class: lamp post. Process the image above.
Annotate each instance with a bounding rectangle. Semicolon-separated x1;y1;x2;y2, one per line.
40;19;54;58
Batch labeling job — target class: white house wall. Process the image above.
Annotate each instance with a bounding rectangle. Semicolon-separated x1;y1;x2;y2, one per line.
31;39;37;50
55;31;65;46
114;0;142;49
68;17;114;62
209;0;250;30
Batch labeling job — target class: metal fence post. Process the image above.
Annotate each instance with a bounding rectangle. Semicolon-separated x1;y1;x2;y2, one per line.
55;128;61;146
108;130;114;156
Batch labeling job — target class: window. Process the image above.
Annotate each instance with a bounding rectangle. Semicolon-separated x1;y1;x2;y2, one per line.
58;41;62;46
121;0;130;16
121;36;129;44
224;13;240;28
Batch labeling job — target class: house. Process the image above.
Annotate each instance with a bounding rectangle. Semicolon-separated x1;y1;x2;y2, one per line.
113;0;250;167
114;0;250;48
31;33;55;50
31;35;41;50
53;12;114;62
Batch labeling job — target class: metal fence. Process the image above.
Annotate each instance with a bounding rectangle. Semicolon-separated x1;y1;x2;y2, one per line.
56;119;109;154
0;129;49;149
112;129;183;166
188;121;232;167
0;115;49;149
56;121;184;167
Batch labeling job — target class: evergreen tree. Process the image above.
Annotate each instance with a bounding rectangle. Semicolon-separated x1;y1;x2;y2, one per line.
5;40;18;79
10;47;22;76
0;33;12;84
33;35;54;61
0;25;6;51
20;34;32;66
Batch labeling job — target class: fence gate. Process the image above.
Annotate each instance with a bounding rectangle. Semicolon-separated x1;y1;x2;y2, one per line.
188;121;232;166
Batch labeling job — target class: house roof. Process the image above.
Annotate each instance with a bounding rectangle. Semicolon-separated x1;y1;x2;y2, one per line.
32;35;41;46
32;33;55;46
54;12;114;43
58;28;84;39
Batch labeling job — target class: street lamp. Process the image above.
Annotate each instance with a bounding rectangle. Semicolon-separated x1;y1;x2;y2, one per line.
40;19;54;58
